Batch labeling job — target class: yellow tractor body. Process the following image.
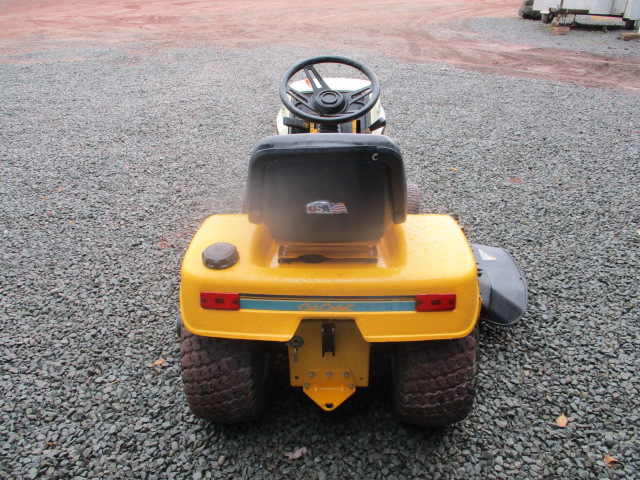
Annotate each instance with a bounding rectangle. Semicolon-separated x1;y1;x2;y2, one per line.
180;214;479;410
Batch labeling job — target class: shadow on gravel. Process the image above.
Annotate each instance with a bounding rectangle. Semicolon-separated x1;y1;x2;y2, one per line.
210;350;462;442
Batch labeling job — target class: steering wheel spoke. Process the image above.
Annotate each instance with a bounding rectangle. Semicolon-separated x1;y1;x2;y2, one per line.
287;86;312;109
348;84;373;104
303;65;330;92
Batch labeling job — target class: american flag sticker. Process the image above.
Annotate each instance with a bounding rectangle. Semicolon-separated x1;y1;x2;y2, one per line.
306;200;348;214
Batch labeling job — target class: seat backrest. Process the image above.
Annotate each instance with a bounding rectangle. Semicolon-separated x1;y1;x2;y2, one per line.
247;133;406;244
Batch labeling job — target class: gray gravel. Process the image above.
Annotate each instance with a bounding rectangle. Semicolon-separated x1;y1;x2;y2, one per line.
468;16;640;58
1;37;639;480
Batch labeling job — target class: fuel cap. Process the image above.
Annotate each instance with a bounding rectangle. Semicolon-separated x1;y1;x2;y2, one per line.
202;243;239;270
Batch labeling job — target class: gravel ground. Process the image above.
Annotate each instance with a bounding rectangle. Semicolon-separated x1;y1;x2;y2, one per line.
468;16;640;58
1;38;639;480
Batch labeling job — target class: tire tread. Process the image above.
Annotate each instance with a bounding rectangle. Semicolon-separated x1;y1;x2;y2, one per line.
180;329;269;423
406;182;421;214
393;329;478;427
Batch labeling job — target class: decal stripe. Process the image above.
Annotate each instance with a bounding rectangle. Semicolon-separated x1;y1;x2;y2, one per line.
240;297;416;313
240;294;415;301
239;296;415;312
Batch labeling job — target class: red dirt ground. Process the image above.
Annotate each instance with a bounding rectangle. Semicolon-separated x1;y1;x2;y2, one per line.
1;0;639;92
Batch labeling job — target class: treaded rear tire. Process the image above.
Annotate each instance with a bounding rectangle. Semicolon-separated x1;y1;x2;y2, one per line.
180;329;271;423
392;328;478;427
406;182;421;214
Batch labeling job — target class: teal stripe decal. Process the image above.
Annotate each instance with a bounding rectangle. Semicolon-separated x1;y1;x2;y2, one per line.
239;298;414;313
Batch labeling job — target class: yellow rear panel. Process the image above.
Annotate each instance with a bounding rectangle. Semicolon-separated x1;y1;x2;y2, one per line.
180;215;479;342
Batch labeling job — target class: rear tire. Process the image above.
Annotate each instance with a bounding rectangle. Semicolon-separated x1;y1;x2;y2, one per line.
241;190;248;214
406;182;422;214
392;328;478;427
180;329;271;423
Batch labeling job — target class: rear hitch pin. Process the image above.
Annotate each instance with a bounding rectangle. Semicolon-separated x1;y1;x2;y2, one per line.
287;335;304;362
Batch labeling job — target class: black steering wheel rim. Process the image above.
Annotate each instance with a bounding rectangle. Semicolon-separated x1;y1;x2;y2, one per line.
279;55;380;126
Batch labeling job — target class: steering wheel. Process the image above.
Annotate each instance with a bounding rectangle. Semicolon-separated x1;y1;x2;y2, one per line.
279;56;380;126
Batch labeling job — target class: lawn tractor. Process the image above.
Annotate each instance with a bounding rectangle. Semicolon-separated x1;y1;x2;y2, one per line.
178;56;527;427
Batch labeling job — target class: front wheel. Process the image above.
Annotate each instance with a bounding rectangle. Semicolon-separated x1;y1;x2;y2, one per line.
392;328;478;427
180;329;271;423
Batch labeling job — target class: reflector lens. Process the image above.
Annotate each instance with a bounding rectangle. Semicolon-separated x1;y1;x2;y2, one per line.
415;294;456;312
200;292;240;310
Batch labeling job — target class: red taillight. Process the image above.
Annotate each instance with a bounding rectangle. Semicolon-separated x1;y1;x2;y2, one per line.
200;292;240;310
415;294;456;312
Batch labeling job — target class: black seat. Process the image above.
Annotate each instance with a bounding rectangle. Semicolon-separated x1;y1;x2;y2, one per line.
247;134;407;244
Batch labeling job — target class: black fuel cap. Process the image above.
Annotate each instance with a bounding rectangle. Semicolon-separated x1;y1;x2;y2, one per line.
202;243;239;270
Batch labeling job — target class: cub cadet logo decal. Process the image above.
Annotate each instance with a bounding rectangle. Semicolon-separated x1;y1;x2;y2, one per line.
298;302;356;312
306;200;348;214
238;295;416;312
